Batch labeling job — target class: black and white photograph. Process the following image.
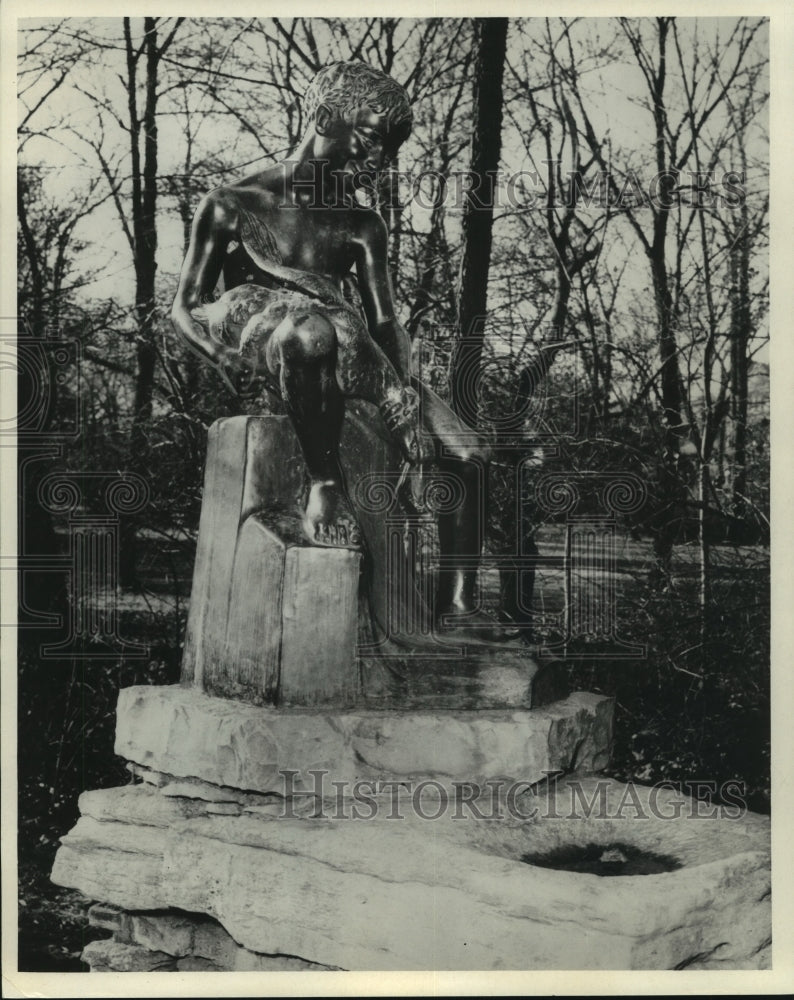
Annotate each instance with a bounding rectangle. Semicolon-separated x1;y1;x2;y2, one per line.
3;2;793;995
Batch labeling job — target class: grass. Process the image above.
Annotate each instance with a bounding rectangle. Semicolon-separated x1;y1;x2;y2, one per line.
18;846;98;973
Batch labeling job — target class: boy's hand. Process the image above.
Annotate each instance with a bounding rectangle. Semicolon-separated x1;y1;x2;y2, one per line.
214;346;265;400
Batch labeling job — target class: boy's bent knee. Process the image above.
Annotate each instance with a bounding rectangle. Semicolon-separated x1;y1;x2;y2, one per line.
274;312;336;363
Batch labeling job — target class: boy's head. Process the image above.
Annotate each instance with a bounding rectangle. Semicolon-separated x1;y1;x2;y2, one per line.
303;61;413;157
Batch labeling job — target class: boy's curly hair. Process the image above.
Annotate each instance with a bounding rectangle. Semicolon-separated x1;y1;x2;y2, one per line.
303;61;413;152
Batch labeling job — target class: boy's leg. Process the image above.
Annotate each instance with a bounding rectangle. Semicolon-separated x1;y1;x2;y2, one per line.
265;311;360;547
414;380;520;642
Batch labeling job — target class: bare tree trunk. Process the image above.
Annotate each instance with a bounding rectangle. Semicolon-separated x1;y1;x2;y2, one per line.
119;16;182;587
129;17;160;455
645;20;688;584
449;16;507;421
649;241;686;584
730;199;751;514
16;181;45;337
405;52;473;341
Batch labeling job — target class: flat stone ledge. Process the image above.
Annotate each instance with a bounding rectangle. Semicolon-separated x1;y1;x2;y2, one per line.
115;684;614;793
53;779;770;971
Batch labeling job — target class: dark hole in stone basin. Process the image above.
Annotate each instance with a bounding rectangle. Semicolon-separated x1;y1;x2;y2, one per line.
520;842;683;877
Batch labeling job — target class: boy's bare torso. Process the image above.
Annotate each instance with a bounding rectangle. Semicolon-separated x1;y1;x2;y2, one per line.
207;168;372;293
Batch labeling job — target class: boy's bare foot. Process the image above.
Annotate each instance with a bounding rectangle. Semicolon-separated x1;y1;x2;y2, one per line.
303;480;362;549
435;606;522;644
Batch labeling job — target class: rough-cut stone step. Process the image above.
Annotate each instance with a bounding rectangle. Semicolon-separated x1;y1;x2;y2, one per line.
115;684;613;794
85;905;337;972
358;642;566;710
126;763;278;806
52;779;770;971
81;939;177;972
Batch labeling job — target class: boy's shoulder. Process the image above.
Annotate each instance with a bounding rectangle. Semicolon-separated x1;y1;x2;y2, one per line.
211;178;281;210
198;180;281;229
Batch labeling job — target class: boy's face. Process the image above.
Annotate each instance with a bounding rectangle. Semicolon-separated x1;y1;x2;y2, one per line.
312;103;394;186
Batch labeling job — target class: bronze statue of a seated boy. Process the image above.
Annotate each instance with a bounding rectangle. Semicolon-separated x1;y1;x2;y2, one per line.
171;60;517;642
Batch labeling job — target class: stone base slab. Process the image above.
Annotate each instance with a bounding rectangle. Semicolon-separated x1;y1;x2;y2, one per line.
115;684;614;793
52;779;771;971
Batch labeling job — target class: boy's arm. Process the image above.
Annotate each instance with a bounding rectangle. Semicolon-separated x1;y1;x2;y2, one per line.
353;212;412;383
171;193;258;396
171;194;229;361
